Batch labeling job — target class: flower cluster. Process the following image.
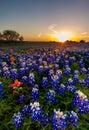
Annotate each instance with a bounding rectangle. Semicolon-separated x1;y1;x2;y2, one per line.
0;82;4;100
21;105;29;117
41;77;48;89
73;90;89;114
28;73;36;87
67;111;79;127
29;102;43;122
13;112;24;129
21;76;28;83
46;90;56;105
50;75;60;88
10;69;18;81
85;76;89;87
18;94;26;104
30;88;39;102
57;84;66;96
52;109;67;130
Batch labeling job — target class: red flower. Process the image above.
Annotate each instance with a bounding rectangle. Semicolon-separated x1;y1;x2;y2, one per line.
10;80;23;88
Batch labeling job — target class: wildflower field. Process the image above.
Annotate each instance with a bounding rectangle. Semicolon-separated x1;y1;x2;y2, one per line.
0;44;89;130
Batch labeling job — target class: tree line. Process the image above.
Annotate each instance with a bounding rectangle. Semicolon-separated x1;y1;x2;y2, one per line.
0;30;24;41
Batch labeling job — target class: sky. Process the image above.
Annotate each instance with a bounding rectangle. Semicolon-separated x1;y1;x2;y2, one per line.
0;0;89;41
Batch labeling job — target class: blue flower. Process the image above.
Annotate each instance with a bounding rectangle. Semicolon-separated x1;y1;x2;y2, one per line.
57;84;66;96
67;111;79;127
50;75;60;88
13;112;24;129
28;73;36;87
31;88;39;102
22;76;28;83
29;102;43;122
41;113;49;127
21;105;29;117
52;109;67;130
73;90;89;114
67;85;77;94
85;76;89;87
46;90;56;105
10;69;18;80
18;94;26;104
41;77;48;89
0;88;4;100
0;82;3;88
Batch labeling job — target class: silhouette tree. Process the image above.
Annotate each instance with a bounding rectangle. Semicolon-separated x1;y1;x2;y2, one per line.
19;36;24;41
2;30;23;41
0;32;2;40
80;40;85;43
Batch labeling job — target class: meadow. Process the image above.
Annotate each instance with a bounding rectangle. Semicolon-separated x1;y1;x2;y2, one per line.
0;42;89;130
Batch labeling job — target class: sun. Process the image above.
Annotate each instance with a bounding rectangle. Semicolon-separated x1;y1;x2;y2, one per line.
56;32;71;42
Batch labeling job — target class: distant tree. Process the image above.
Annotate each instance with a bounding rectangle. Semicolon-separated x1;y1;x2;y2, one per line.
2;30;24;41
80;40;85;43
19;36;24;41
0;32;2;40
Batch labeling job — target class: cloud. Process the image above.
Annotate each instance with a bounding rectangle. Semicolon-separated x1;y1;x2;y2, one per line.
48;24;58;34
81;32;88;35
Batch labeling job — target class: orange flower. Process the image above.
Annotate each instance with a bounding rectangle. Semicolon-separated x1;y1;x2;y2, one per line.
10;80;23;88
10;57;15;62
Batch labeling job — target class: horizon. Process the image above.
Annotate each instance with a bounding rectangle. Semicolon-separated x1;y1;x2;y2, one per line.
0;0;89;42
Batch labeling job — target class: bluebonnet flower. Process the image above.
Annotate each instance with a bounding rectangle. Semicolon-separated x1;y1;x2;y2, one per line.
3;66;11;78
52;109;67;130
0;82;3;88
13;112;24;130
66;78;74;86
85;76;89;87
38;65;44;75
41;113;49;127
67;111;79;127
69;56;76;63
57;84;66;96
67;85;77;94
74;70;79;75
56;69;62;78
46;90;56;105
22;76;28;83
34;84;39;88
41;77;48;89
20;68;26;77
50;75;60;88
44;65;50;74
20;62;26;68
31;88;39;102
73;90;89;114
21;105;29;117
79;79;86;85
48;69;54;78
64;67;71;76
18;95;26;104
10;69;18;80
28;73;36;87
29;102;43;122
54;64;59;70
73;74;79;83
0;87;4;100
0;82;4;100
80;67;87;74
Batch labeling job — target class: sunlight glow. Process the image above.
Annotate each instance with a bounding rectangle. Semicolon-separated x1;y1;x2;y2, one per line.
56;32;71;42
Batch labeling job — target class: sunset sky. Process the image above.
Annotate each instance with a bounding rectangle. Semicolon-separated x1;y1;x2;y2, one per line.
0;0;89;41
